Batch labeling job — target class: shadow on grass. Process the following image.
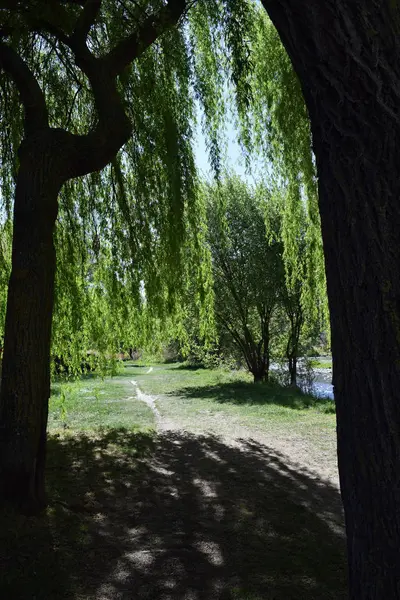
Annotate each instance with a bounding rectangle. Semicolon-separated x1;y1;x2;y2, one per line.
171;380;334;411
0;428;347;600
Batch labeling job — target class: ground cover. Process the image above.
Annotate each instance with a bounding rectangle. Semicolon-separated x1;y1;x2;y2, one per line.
131;364;338;482
0;362;346;600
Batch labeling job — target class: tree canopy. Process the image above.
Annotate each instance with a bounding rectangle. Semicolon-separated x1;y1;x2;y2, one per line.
0;0;322;369
206;176;284;382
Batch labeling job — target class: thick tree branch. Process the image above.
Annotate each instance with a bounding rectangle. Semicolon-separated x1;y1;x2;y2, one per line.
105;0;188;75
0;42;48;134
0;0;190;177
70;0;101;47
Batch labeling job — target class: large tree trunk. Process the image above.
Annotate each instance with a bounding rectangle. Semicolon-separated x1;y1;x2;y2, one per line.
0;134;63;512
248;350;269;383
262;1;400;597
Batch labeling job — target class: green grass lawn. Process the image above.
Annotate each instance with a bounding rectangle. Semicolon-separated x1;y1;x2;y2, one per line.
48;362;335;439
48;367;155;433
310;358;333;369
132;363;336;447
1;362;345;600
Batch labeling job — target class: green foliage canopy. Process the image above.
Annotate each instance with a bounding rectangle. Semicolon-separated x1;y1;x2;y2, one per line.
206;175;285;381
0;0;327;370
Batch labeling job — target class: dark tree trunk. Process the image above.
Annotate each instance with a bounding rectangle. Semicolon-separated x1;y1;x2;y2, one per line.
264;354;270;383
288;357;297;387
0;1;182;517
249;353;269;383
253;370;264;384
262;1;400;597
0;134;63;512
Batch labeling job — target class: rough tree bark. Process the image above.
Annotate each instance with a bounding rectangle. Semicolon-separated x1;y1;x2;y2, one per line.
0;75;131;513
262;0;400;597
0;133;63;511
252;363;267;384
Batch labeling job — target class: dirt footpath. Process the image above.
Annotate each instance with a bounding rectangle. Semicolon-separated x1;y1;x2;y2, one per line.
133;379;340;489
66;379;346;600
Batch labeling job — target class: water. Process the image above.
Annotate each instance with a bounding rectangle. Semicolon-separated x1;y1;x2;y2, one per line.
312;368;334;399
270;359;334;400
312;381;334;399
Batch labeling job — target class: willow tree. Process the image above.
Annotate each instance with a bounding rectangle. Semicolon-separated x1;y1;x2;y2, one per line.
249;12;328;386
250;11;327;333
262;188;307;387
0;0;184;510
0;0;255;512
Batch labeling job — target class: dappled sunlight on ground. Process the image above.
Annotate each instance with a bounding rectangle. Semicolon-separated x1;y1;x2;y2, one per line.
1;428;346;600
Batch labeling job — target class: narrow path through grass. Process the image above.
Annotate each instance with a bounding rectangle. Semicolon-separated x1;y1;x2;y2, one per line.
131;363;338;485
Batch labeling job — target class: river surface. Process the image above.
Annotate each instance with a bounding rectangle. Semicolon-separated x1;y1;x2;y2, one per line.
311;367;334;399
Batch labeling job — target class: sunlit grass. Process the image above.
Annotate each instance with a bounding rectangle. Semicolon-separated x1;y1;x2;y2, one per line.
48;367;155;433
310;359;332;369
134;363;335;425
130;363;337;466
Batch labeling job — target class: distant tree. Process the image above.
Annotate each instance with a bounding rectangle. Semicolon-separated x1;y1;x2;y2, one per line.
207;177;284;383
278;186;308;388
250;13;328;387
261;184;318;388
281;285;303;386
